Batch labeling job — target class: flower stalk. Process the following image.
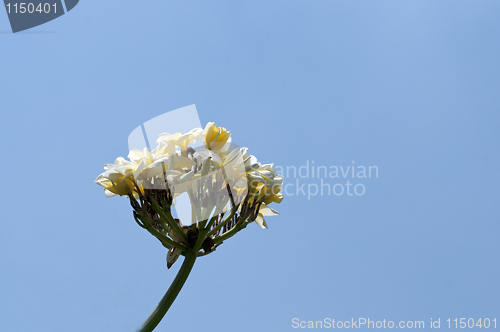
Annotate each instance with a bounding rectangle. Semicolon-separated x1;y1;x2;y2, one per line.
138;251;197;332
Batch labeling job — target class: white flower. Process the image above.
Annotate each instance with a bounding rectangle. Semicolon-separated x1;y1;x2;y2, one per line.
254;203;280;229
247;164;284;205
157;127;204;155
96;122;283;231
95;157;135;197
203;122;231;153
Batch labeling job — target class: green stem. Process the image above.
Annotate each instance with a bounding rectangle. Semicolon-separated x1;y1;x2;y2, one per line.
137;213;188;252
138;251;197;332
206;206;238;238
221;167;236;208
150;198;188;243
213;220;248;244
204;215;218;232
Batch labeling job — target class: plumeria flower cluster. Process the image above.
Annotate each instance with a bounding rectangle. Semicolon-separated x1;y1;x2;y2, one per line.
95;123;283;268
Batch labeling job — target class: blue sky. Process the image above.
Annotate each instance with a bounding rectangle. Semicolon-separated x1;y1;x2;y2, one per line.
0;1;499;331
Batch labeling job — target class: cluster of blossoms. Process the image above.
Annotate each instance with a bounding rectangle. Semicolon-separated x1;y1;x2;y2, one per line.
95;123;283;267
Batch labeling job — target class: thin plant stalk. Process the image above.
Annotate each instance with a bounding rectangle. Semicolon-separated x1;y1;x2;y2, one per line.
138;251;197;332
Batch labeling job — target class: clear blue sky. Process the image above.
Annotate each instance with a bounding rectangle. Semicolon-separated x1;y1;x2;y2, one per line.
1;1;499;331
